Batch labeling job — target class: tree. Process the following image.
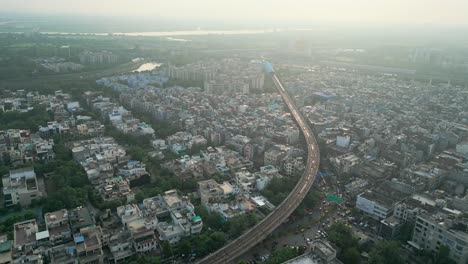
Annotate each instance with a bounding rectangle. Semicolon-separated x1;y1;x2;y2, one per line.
22;211;36;220
0;105;52;132
177;240;193;257
342;247;361;264
0;166;9;179
434;245;456;264
328;222;362;263
206;213;224;230
396;222;414;243
261;176;297;206
226;215;249;238
161;241;173;257
247;213;259;227
207;232;226;251
42;186;89;212
369;241;404;264
328;222;359;250
265;247;299;264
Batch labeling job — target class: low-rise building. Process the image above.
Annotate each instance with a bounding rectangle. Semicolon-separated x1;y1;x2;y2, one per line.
330;153;361;175
45;209;71;245
154;190;203;244
198;179;234;208
107;231;134;263
69;206;95;233
13;219;42;263
0;235;12;264
356;180;413;220
234;169;256;193
48;243;76;264
73;226;104;264
2;168;43;207
411;211;468;264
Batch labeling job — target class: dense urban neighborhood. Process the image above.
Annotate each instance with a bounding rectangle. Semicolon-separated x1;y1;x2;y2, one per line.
1;54;467;264
1;8;468;264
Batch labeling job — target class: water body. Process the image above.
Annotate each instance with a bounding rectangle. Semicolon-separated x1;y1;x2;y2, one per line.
0;29;323;38
166;37;191;42
111;29;277;36
15;28;315;37
133;62;162;72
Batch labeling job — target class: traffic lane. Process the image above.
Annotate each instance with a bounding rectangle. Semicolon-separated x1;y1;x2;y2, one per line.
239;206;343;263
237;210;323;262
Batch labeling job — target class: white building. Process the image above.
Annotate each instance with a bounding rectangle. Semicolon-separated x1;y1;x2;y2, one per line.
456;141;468;155
2;168;43;207
234;169;256;193
356;190;394;220
66;102;80;111
336;135;351;148
139;190;203;245
411;211;468;264
330;153;361;174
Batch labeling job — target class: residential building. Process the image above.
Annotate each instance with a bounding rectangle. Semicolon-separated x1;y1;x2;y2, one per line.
411;211;468;264
153;190;203;244
2;168;43;207
0;235;12;264
45;209;71;245
73;226;104;264
198;179;231;207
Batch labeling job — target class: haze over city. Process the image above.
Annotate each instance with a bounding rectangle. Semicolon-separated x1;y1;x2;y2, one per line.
2;0;468;26
0;1;467;264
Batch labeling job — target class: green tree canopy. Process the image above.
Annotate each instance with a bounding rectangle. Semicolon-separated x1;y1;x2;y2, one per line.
369;241;404;264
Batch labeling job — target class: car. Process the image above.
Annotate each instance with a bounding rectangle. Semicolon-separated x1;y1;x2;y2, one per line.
306;238;311;242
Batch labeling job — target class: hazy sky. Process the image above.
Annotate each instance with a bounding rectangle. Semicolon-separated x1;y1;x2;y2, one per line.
2;0;468;26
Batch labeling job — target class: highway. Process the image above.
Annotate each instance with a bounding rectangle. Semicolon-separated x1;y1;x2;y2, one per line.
197;72;320;264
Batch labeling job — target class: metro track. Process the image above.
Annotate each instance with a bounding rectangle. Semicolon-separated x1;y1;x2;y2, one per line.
198;72;320;264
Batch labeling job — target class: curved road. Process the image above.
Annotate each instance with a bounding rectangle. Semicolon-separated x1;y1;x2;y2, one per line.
198;72;320;264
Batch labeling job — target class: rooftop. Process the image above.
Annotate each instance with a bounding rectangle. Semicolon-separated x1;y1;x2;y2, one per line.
14;219;38;248
45;209;68;224
69;207;94;231
163;190;182;208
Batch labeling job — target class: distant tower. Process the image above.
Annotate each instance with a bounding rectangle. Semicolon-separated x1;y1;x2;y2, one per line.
60;45;71;58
